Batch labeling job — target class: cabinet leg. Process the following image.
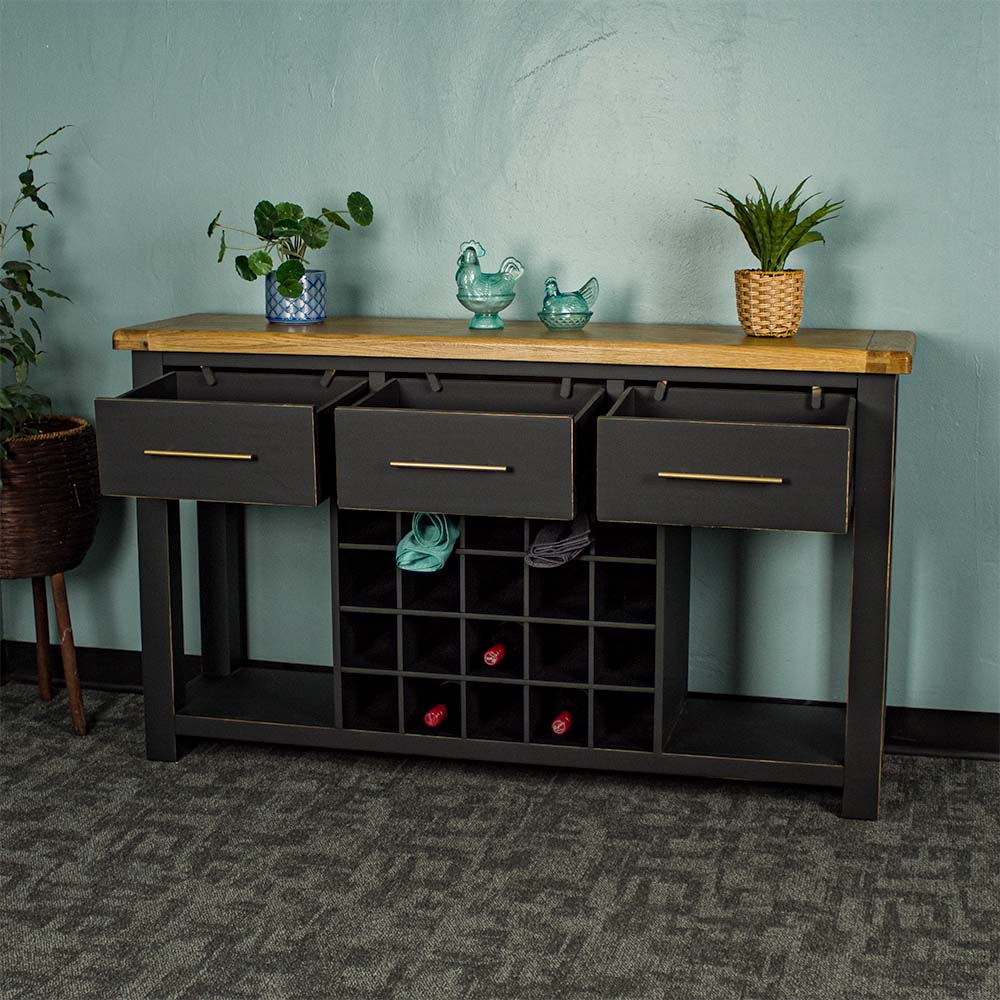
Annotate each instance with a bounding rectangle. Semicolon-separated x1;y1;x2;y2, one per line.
842;376;897;820
197;502;246;677
49;573;86;736
137;498;185;761
31;576;53;702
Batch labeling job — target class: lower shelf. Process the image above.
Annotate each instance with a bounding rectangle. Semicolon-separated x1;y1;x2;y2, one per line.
173;711;844;788
666;695;846;766
172;669;845;789
179;666;334;728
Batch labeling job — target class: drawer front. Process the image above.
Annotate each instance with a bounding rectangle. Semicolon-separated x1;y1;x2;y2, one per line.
597;417;852;533
336;408;578;519
97;398;325;506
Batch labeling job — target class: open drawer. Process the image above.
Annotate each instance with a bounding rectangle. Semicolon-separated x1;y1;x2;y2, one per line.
95;371;367;505
335;377;605;519
597;385;855;533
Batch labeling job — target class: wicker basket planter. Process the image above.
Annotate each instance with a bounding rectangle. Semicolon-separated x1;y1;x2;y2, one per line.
734;269;804;338
0;416;101;580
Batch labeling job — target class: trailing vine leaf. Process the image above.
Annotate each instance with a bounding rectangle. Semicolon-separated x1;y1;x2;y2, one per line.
247;250;273;276
39;288;70;301
299;217;329;249
347;192;373;227
275;258;305;299
322;209;350;231
234;255;257;281
207;211;222;237
274;202;304;222
271;218;302;239
217;231;226;262
275;259;305;283
254;200;277;238
17;225;35;254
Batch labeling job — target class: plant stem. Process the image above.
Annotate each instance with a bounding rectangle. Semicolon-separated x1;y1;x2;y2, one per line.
217;223;267;241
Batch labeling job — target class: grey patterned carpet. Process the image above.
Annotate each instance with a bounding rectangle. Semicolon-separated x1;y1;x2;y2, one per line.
1;683;997;1000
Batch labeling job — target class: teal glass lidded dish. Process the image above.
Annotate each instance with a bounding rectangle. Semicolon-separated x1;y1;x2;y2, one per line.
538;276;599;330
455;240;524;329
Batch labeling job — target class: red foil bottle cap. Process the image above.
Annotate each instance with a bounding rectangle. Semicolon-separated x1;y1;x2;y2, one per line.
483;643;507;667
424;703;447;728
551;711;572;735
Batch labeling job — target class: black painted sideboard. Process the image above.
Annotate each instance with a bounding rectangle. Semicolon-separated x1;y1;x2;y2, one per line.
96;315;915;819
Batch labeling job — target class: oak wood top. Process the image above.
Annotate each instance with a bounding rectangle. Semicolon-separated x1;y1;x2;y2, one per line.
113;314;915;375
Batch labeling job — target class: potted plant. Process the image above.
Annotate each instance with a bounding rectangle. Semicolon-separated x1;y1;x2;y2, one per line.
700;178;843;337
1;126;100;735
207;192;373;324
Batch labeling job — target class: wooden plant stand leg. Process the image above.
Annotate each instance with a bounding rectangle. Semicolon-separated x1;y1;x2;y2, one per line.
31;576;53;701
49;572;87;736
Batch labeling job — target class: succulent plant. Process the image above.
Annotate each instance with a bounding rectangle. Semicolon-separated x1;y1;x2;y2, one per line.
700;178;843;271
207;192;373;298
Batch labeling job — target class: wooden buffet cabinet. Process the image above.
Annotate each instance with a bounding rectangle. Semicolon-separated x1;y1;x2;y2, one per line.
97;315;914;819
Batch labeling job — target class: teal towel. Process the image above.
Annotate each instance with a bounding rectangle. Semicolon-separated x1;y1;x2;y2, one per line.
396;513;460;572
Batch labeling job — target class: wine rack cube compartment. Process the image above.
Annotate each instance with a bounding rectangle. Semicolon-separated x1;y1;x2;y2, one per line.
342;672;398;733
466;619;524;680
529;561;590;620
529;686;588;747
402;616;461;674
529;623;589;684
467;682;524;742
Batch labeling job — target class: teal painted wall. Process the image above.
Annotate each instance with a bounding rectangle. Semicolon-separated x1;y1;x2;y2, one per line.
1;1;997;712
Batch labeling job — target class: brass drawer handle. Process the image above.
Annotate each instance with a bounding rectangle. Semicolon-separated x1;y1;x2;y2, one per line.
389;461;510;473
657;471;785;485
144;449;256;461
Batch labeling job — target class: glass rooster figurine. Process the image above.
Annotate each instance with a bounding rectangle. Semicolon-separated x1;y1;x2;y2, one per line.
455;240;524;329
538;275;599;330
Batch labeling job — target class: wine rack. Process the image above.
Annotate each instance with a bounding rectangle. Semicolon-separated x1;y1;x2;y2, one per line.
334;511;671;752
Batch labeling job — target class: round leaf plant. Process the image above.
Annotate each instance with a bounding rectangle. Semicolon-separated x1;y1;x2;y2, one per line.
208;192;374;299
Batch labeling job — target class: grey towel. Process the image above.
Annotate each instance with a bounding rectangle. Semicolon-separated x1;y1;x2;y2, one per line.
527;512;592;568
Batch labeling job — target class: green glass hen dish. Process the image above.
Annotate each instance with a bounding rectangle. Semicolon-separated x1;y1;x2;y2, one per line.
538;276;599;330
455;240;524;330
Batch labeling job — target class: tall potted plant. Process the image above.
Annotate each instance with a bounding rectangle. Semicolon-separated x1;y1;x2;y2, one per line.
0;126;100;735
700;178;843;337
207;192;373;324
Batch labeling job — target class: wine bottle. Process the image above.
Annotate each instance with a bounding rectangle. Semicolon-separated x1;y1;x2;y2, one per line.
550;710;573;736
483;642;507;667
480;626;519;668
422;681;460;729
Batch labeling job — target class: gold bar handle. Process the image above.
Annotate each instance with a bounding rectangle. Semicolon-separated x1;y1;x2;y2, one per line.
389;461;509;473
658;471;785;485
144;449;256;461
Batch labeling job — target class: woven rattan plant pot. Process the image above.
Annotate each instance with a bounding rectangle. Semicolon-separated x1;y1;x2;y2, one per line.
0;416;101;580
734;269;804;338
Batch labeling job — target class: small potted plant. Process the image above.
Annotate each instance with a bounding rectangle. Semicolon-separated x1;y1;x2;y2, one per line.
1;126;100;735
207;193;373;324
700;178;843;337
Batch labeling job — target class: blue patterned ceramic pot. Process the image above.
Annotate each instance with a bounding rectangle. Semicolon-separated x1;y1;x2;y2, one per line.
265;269;326;324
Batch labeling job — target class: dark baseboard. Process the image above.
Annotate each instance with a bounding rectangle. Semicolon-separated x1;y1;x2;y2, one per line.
2;639;997;760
